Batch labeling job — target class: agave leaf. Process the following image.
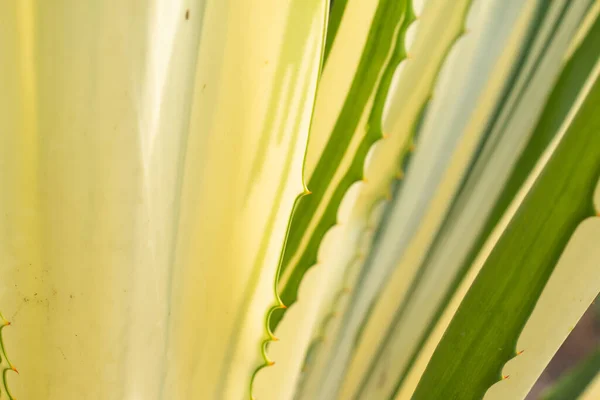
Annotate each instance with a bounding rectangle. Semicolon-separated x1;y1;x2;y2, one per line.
349;2;599;398
0;1;326;399
2;2;208;397
484;215;600;399
255;0;414;396
272;0;414;332
293;0;481;398
393;6;600;398
412;70;600;399
336;0;542;396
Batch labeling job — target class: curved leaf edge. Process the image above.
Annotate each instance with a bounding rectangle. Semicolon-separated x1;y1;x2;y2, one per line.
249;2;330;398
0;312;16;400
271;0;417;331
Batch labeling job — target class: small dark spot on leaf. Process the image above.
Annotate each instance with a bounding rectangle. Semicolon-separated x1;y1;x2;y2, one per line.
185;9;190;20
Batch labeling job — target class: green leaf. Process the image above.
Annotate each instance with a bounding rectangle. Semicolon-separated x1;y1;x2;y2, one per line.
353;4;600;398
412;73;600;400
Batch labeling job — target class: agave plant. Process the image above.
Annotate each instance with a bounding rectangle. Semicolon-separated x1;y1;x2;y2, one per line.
0;0;599;399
